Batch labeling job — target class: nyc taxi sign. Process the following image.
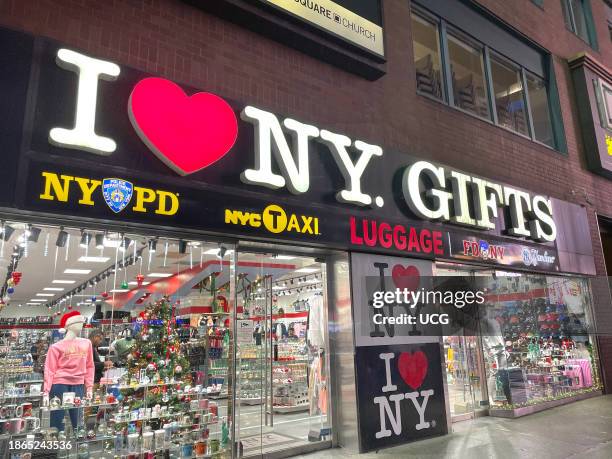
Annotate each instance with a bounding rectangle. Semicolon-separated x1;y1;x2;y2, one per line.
39;171;179;216
225;204;320;235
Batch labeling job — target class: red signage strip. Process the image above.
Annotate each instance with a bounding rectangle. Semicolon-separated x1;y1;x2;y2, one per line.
485;288;548;302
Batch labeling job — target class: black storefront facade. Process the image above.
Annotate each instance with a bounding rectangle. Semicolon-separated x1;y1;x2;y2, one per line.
0;25;604;458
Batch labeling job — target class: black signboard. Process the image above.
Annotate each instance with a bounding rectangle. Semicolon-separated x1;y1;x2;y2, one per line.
0;27;33;207
0;25;575;271
354;343;447;452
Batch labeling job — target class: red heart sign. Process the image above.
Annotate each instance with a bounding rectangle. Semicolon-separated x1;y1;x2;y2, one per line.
398;351;428;390
128;77;238;176
391;264;420;291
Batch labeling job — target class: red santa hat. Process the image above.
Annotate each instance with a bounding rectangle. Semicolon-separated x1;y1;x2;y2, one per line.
59;310;85;333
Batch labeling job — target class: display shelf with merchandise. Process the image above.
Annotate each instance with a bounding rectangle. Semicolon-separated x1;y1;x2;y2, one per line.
482;274;602;417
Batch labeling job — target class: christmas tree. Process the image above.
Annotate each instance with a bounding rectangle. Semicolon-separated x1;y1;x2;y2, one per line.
128;296;190;384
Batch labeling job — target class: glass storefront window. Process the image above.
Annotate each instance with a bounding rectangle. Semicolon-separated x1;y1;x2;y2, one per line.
436;263;601;414
0;221;236;456
526;72;554;147
411;12;444;100
490;55;529;136
0;220;334;457
482;272;601;409
447;30;490;119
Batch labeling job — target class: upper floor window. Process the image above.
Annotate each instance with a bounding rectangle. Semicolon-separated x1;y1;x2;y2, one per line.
490;54;529;136
411;14;443;100
410;5;560;150
606;1;612;41
561;0;595;45
526;72;554;146
447;29;490;119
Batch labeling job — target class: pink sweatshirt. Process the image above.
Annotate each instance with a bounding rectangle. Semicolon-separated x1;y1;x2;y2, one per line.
44;338;95;393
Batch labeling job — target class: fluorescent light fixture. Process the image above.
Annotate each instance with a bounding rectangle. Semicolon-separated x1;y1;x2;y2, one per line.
29;299;46;302
110;289;130;293
43;287;64;291
103;238;122;248
52;280;76;284
26;303;41;306
147;273;173;278
36;293;55;297
64;269;92;274
203;248;235;255
272;285;283;290
78;256;110;263
274;255;296;260
295;268;318;273
128;281;150;286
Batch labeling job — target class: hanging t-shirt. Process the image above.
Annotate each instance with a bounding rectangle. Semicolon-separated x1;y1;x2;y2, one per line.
307;295;325;348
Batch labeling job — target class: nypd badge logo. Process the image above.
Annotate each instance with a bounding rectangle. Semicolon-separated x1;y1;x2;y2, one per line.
102;178;134;213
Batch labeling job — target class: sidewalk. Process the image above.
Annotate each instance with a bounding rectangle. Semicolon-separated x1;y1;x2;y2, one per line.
300;394;612;459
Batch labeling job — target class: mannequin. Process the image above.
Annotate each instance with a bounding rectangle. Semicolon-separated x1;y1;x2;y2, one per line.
43;311;94;431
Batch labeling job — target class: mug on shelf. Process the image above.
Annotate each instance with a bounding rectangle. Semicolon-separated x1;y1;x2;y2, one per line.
24;416;40;431
19;402;32;417
7;417;25;434
1;404;17;419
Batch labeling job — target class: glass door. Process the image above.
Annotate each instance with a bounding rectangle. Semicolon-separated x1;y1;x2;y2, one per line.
234;250;331;458
437;263;489;422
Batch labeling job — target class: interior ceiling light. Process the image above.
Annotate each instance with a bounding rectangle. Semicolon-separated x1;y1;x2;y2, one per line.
27;226;41;243
295;267;318;273
1;224;15;242
79;230;91;248
56;228;69;247
78;256;110;263
52;279;76;284
64;268;91;274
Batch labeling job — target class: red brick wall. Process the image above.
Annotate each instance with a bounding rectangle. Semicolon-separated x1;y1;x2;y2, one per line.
1;0;611;388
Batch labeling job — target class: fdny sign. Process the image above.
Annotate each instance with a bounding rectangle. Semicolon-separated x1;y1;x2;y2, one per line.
39;171;179;216
462;239;505;261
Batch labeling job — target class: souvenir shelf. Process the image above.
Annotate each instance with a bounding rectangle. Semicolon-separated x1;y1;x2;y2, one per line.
272;341;309;413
